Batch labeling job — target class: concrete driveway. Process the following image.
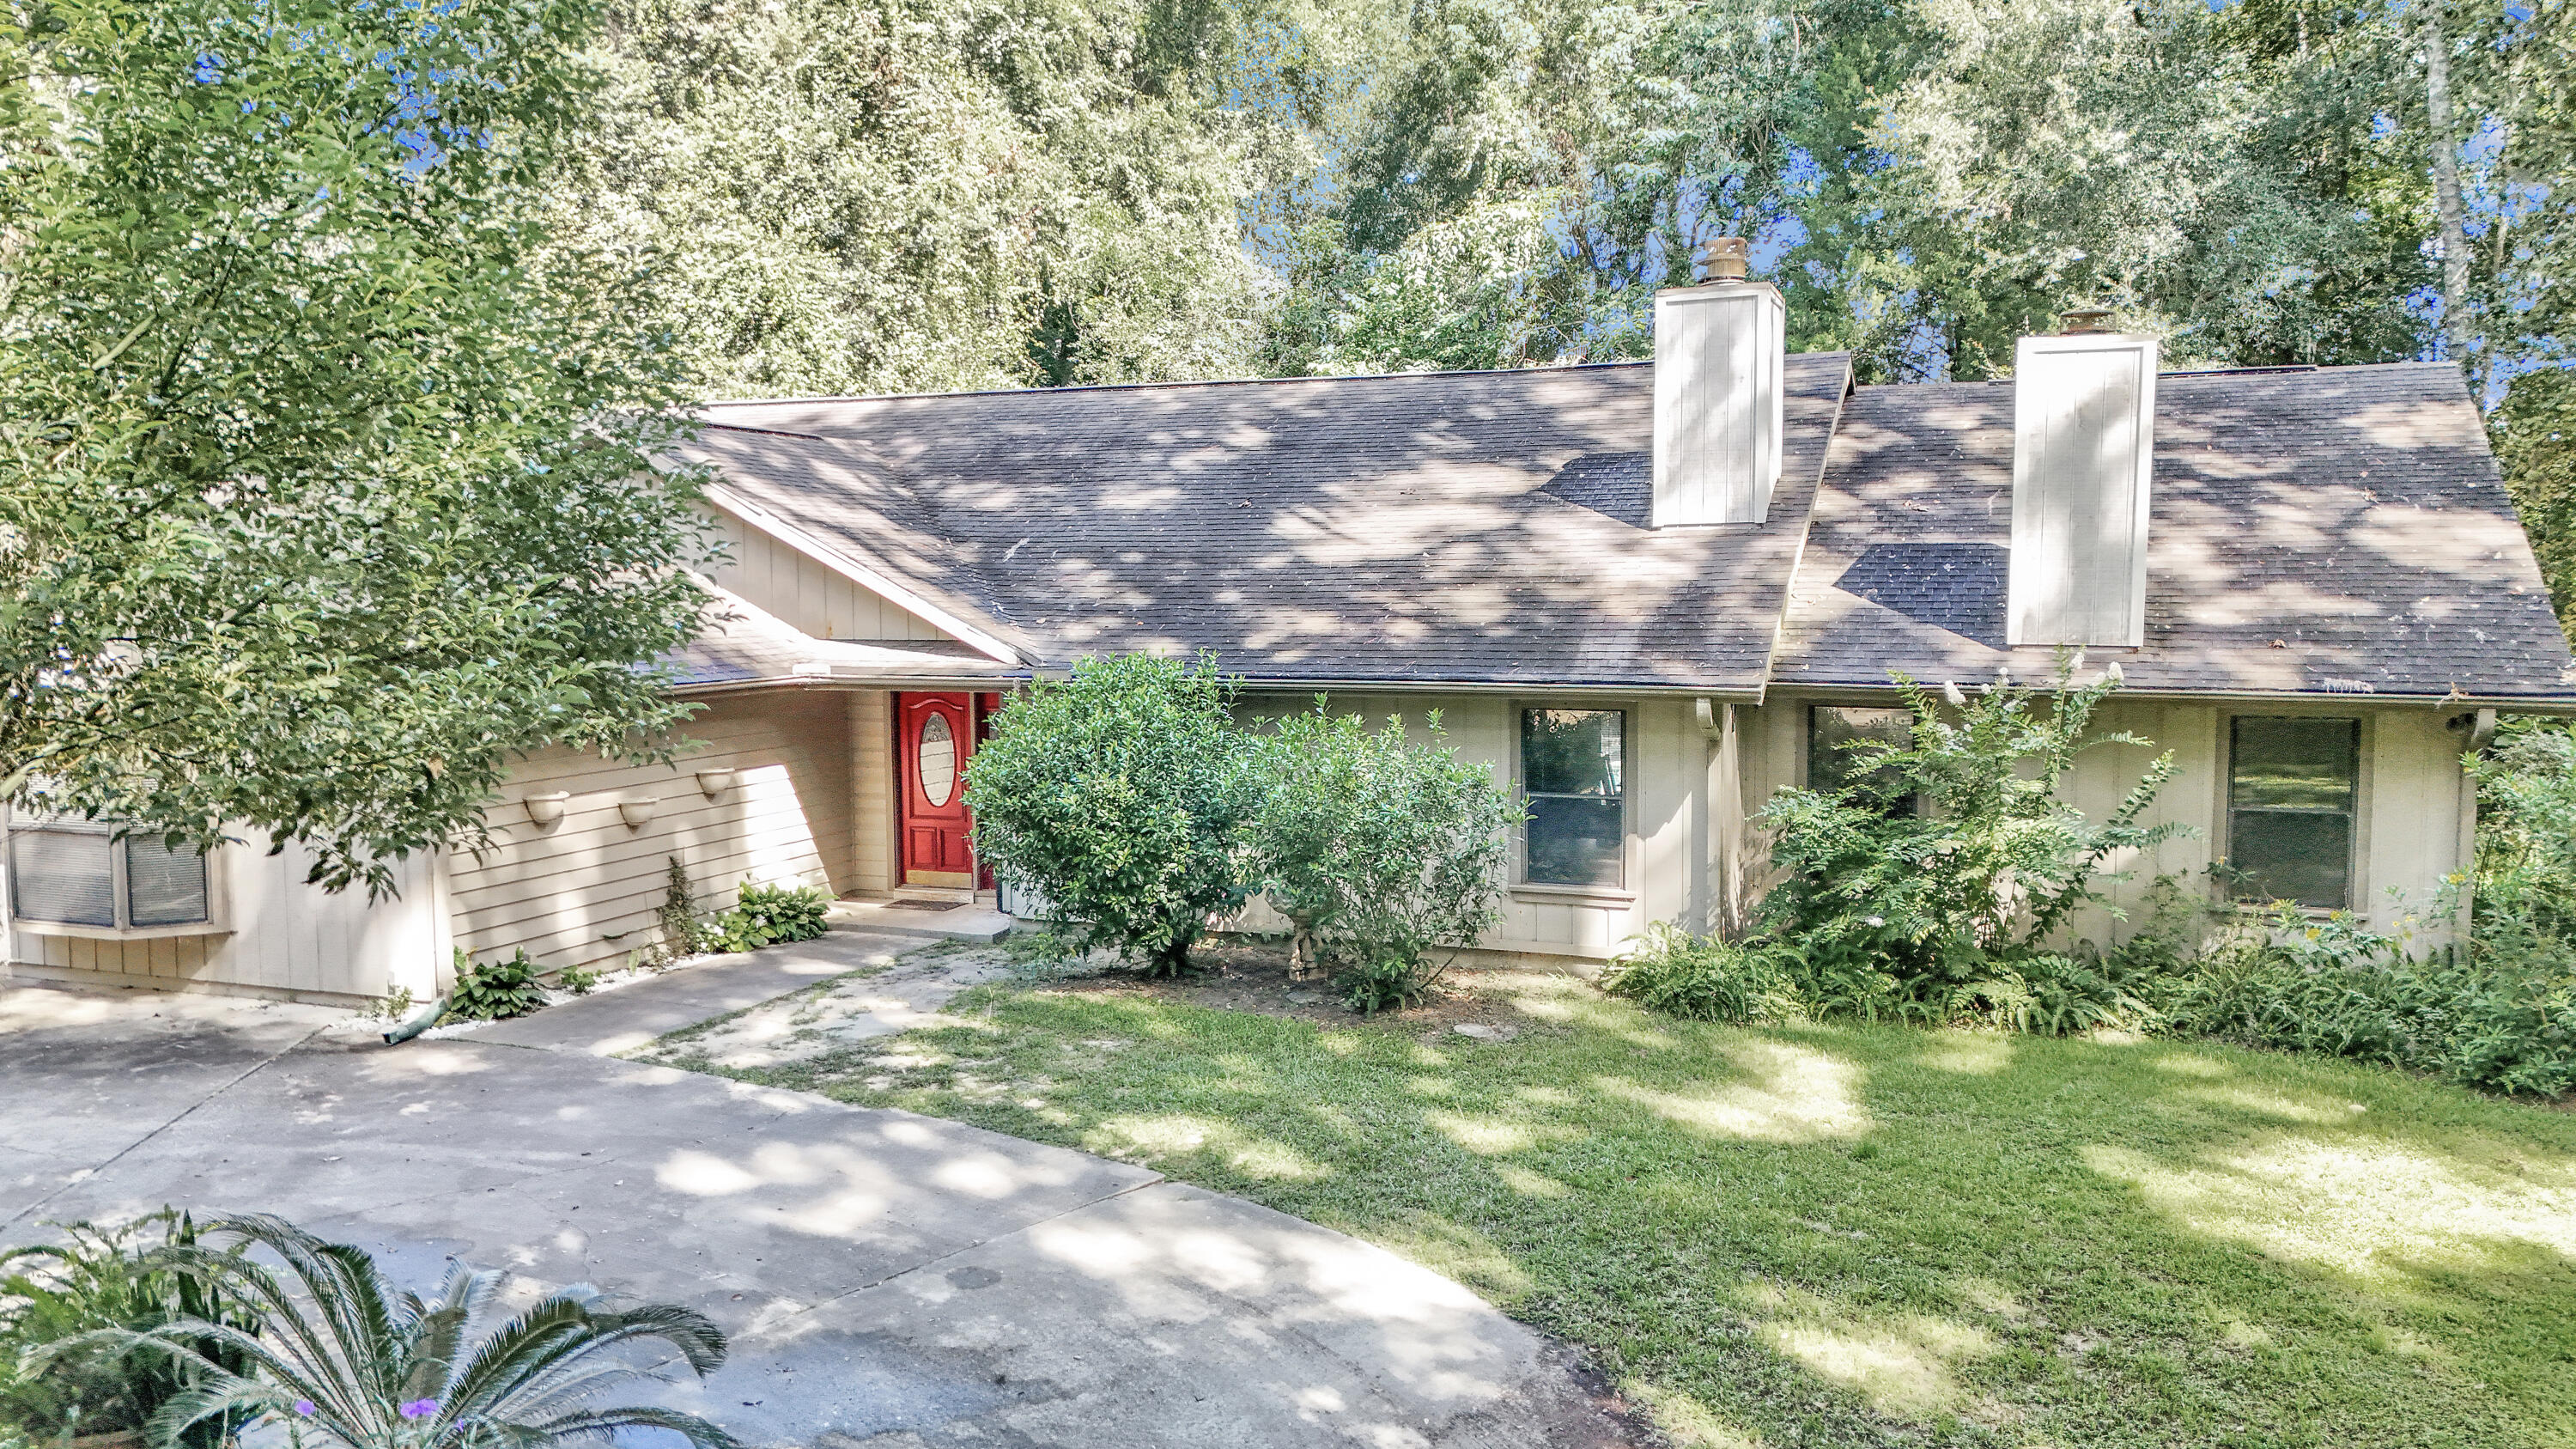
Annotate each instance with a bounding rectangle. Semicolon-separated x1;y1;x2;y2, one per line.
0;952;1625;1449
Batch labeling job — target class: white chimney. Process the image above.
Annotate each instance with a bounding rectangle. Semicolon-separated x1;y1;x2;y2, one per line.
1652;239;1784;527
2006;317;2159;647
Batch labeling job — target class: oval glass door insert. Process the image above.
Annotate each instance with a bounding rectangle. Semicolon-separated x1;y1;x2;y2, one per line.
918;713;957;807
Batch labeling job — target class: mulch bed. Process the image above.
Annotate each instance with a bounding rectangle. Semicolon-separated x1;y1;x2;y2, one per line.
1034;937;1537;1039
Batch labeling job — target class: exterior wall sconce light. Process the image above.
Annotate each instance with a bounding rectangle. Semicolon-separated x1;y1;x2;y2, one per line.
524;793;570;828
695;768;739;799
617;798;659;830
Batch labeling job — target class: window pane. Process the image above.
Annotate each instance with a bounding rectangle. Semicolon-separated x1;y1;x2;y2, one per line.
1521;709;1622;795
10;830;117;926
1810;706;1913;805
2229;718;2359;813
2227;811;2354;909
126;837;210;926
1526;795;1624;887
2227;717;2360;909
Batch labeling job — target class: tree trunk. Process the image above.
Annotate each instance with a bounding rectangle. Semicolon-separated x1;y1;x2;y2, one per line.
1289;922;1320;980
2423;0;2474;371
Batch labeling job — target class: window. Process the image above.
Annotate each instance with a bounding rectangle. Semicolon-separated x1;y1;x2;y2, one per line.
7;819;211;931
1808;705;1916;813
2226;717;2360;909
1520;708;1624;888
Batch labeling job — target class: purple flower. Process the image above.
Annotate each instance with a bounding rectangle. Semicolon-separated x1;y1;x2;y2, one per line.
292;1401;316;1419
398;1399;440;1421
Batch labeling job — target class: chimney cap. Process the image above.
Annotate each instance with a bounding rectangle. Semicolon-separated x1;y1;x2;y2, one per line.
1697;237;1750;283
2058;306;2117;334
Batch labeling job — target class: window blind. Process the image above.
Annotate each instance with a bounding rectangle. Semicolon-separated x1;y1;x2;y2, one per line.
9;829;118;926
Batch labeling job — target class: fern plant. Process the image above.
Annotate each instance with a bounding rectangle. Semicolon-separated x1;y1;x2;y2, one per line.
49;1215;736;1449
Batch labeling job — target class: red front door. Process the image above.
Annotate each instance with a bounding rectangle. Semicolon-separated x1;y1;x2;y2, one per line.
898;692;975;886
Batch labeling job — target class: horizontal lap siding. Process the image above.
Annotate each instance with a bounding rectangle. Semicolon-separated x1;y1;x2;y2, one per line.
448;692;860;976
703;505;951;642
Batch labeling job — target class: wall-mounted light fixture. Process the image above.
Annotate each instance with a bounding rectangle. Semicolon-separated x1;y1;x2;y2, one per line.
617;797;659;830
524;792;570;828
695;767;739;799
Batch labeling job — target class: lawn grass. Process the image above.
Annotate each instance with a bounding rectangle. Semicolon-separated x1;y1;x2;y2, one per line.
660;971;2576;1448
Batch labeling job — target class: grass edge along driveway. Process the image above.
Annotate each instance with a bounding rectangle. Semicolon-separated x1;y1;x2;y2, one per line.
645;969;2576;1449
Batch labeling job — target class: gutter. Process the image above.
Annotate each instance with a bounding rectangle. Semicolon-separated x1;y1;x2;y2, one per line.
1767;679;2576;714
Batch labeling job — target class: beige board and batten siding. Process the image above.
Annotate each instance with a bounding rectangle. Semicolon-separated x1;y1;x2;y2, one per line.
1736;693;2473;948
702;503;952;642
1231;692;1710;963
449;691;860;976
3;835;448;1006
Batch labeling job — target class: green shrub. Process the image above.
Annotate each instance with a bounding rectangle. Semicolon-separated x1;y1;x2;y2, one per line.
653;855;703;965
706;880;831;953
1755;662;2190;1021
2159;904;2576;1097
965;654;1262;977
70;1215;735;1449
1001;926;1097;983
0;1211;259;1448
1246;704;1520;1011
1601;922;1801;1024
555;965;602;995
1949;951;2146;1037
1334;953;1437;1015
447;949;547;1020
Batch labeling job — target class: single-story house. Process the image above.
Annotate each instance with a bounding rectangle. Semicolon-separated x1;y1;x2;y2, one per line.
9;258;2572;1004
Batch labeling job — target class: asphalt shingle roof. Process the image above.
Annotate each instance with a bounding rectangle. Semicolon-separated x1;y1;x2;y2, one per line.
1775;362;2576;701
678;354;2575;703
695;355;1853;691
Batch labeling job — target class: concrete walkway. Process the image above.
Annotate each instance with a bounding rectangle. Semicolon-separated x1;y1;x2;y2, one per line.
0;969;1625;1449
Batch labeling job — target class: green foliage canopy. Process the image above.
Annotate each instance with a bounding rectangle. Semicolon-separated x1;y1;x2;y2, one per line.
1245;703;1519;1007
0;0;713;893
61;1215;736;1449
963;654;1262;976
1756;664;2191;1000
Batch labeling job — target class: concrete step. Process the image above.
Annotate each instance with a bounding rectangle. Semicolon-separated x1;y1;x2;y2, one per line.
828;896;1015;943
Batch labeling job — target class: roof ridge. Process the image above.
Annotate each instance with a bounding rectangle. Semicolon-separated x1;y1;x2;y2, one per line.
696;352;1856;410
696;420;826;440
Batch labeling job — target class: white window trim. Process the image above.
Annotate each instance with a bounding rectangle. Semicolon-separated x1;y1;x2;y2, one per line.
3;814;232;941
1508;699;1637;902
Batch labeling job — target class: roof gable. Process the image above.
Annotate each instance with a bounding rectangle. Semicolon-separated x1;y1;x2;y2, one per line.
696;356;1853;692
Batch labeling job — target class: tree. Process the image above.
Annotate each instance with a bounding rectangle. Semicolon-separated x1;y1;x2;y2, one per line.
963;654;1261;976
0;0;712;893
1245;704;1518;999
552;0;1306;399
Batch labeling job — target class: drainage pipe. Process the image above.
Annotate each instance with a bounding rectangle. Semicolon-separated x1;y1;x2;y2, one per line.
380;995;449;1045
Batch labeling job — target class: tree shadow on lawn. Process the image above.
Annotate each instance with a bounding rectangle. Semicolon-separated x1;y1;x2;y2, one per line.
683;974;2576;1449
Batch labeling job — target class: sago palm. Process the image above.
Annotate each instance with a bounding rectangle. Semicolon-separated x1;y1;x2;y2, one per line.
58;1215;738;1449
